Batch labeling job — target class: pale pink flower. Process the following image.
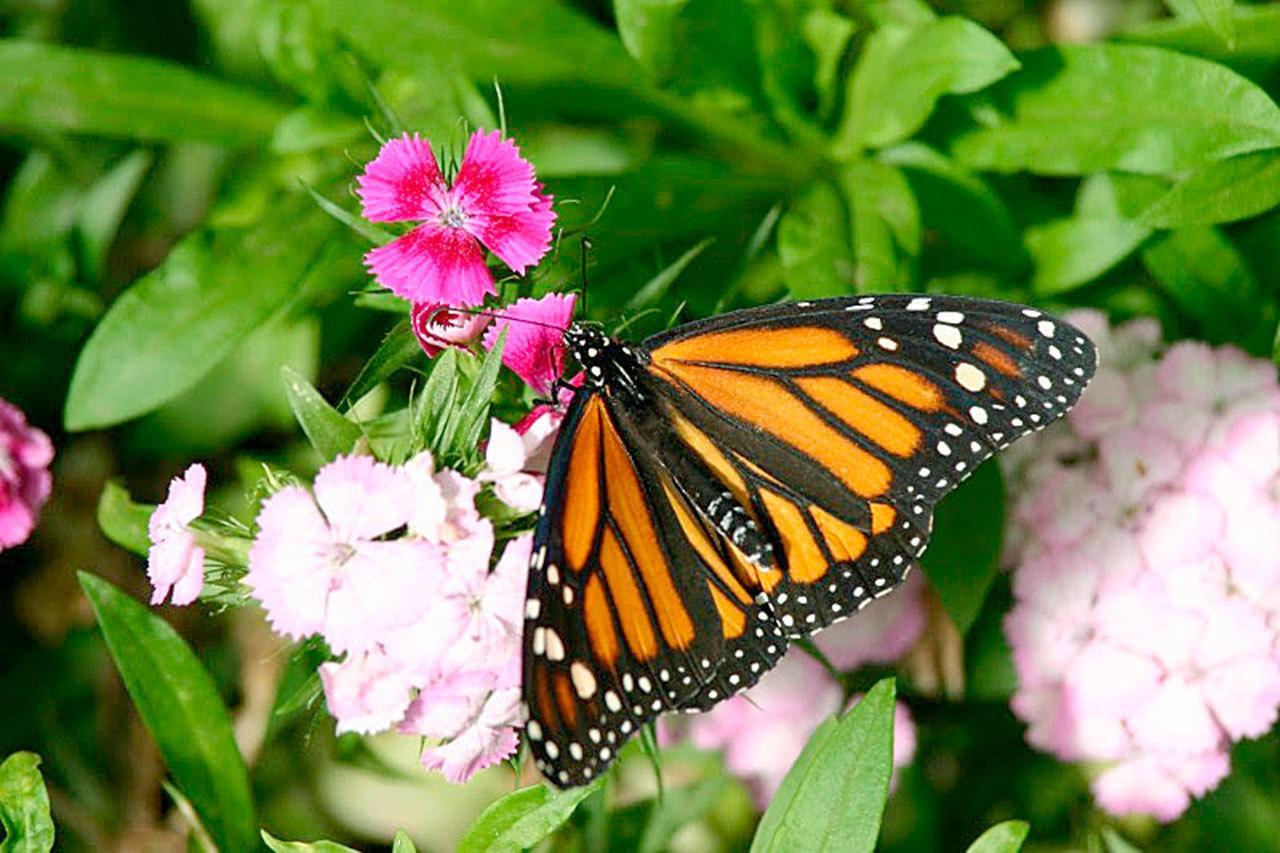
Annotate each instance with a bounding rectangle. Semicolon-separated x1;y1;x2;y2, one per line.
411;301;490;358
320;649;417;735
147;463;207;606
1093;751;1229;822
480;419;545;513
813;570;925;671
246;455;420;649
359;131;554;305
415;686;523;783
483;293;577;396
513;377;581;474
0;398;53;551
1003;317;1280;821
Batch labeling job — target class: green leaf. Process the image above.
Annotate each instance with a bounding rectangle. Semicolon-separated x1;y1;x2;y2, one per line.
392;830;418;853
1025;217;1151;294
306;186;395;246
457;782;601;853
614;0;689;79
1120;6;1280;80
0;40;288;143
309;0;641;89
262;831;360;852
0;752;54;853
751;678;896;853
65;197;336;431
1141;226;1278;352
282;366;363;461
450;330;507;456
880;142;1026;275
77;151;152;282
921;460;1005;634
625;238;715;311
78;574;255;853
804;9;857;119
966;820;1030;853
1190;0;1236;47
841;159;920;291
836;17;1018;151
1139;151;1280;227
416;348;462;454
951;43;1280;176
96;481;154;557
343;318;421;410
778;182;854;299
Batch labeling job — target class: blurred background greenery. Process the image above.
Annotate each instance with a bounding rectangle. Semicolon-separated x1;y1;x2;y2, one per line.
2;0;1279;850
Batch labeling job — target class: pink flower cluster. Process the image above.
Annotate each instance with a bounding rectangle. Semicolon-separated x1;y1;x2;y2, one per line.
667;572;925;808
0;397;53;552
1003;312;1280;821
244;441;547;783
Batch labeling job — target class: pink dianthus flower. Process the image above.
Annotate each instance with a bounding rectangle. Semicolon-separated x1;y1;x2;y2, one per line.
411;301;491;358
359;130;555;306
0;398;53;552
483;292;578;397
147;463;207;606
1003;316;1280;821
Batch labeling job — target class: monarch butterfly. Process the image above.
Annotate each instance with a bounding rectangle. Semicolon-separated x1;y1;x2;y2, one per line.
520;293;1096;787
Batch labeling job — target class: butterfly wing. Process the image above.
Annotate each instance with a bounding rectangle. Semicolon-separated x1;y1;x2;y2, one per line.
521;387;782;786
640;294;1096;709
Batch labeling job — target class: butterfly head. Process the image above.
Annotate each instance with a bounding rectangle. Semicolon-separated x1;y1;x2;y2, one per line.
564;322;645;391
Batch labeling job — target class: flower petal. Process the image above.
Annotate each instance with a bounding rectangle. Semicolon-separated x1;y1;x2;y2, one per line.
357;133;448;223
365;224;496;306
312;455;413;543
320;650;416;735
468;185;555;275
453;130;541;219
411;301;490;358
482;293;577;396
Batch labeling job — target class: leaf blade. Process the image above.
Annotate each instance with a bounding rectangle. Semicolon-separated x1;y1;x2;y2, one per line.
78;573;256;853
0;40;287;143
951;43;1280;176
751;679;896;853
0;752;55;853
457;782;601;853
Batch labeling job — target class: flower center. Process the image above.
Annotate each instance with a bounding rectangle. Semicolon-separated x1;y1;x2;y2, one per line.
438;205;468;228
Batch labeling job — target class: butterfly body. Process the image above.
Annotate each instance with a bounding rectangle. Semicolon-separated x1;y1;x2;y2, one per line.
523;294;1097;787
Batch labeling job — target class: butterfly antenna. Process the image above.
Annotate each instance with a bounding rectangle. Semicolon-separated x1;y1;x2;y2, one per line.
579;236;592;317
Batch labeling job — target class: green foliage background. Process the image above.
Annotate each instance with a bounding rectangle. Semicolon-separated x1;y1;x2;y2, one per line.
2;0;1279;850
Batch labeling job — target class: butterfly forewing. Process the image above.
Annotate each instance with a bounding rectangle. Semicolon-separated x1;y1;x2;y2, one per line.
523;293;1096;785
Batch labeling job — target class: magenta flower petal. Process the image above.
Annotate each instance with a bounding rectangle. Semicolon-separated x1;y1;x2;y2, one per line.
453;130;541;219
467;184;556;275
0;398;53;550
356;133;448;223
482;293;577;396
365;224;496;307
